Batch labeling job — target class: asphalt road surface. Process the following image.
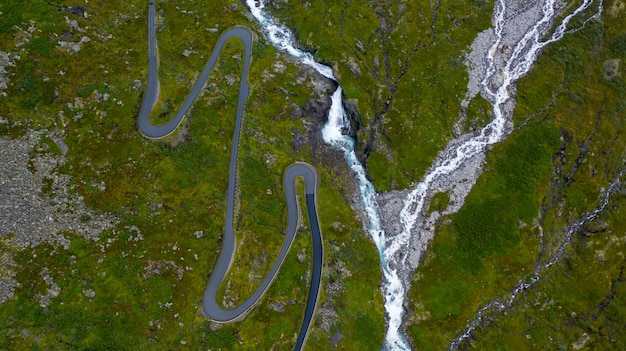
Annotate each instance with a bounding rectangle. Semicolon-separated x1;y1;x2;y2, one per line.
139;2;323;350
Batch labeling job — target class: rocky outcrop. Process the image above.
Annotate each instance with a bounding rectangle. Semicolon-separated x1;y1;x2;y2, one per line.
343;98;362;141
288;63;338;160
0;51;17;97
0;131;118;304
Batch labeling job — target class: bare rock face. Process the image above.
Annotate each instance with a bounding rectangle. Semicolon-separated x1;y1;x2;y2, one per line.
289;63;337;126
377;190;409;242
300;63;338;96
287;62;343;166
37;268;61;307
343;98;362;141
302;98;332;124
0;279;17;304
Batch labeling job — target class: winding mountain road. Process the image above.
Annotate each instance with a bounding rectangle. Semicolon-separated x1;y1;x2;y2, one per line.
139;2;323;350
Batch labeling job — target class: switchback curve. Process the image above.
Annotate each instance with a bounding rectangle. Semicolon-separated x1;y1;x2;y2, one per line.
139;2;323;350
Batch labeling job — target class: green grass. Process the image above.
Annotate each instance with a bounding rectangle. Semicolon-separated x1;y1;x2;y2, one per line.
265;0;494;191
427;191;450;215
0;0;384;349
462;95;493;133
443;122;561;275
3;0;623;350
406;121;560;347
406;6;626;349
471;194;626;350
0;0;61;32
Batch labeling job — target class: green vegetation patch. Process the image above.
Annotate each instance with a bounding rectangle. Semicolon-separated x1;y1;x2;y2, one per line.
0;0;385;349
407;121;562;348
453;122;561;274
427;191;450;215
265;0;494;191
407;7;626;349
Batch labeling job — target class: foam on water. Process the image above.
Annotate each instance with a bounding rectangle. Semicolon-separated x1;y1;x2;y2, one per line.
398;0;598;276
394;0;600;348
245;1;410;349
245;0;597;349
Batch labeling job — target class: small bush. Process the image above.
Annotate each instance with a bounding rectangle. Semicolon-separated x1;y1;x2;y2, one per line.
29;37;53;57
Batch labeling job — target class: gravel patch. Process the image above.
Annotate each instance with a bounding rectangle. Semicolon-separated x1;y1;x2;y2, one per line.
0;131;118;304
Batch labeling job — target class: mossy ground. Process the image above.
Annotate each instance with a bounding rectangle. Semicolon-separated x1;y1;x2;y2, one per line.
265;2;624;347
2;0;625;350
266;0;493;191
406;3;626;349
0;0;383;349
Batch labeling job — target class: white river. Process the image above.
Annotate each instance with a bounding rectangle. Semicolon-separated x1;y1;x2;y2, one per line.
245;0;601;349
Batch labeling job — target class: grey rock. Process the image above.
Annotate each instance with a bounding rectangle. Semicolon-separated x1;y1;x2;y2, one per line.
83;288;96;299
0;132;118;304
603;59;620;80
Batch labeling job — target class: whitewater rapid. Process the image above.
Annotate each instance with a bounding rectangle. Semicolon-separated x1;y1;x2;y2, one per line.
245;0;600;349
245;1;410;349
398;0;599;253
450;166;623;350
393;0;601;348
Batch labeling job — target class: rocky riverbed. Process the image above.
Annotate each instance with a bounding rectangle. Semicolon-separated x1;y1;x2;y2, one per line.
375;0;594;344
